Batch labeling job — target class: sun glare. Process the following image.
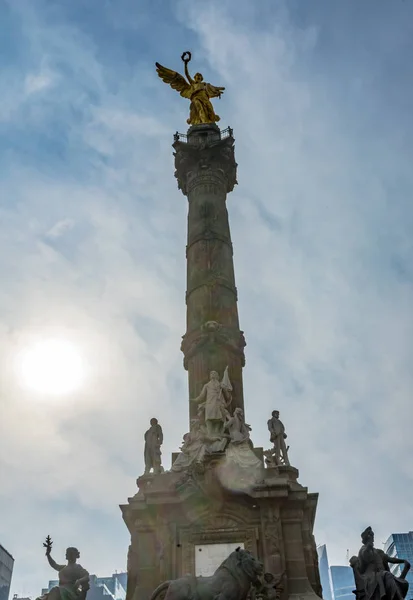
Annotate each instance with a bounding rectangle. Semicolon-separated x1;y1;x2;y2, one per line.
16;339;85;395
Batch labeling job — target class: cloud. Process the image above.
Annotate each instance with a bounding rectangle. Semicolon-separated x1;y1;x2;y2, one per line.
24;69;55;95
1;0;413;596
46;219;75;239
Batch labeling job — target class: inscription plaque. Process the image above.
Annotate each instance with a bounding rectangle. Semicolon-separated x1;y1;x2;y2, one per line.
194;542;244;576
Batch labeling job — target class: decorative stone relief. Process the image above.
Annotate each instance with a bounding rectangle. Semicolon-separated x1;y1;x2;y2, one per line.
264;523;281;556
244;528;256;554
181;322;246;369
173;134;237;196
200;514;240;530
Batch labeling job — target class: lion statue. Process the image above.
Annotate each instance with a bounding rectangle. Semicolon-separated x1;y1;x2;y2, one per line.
150;547;263;600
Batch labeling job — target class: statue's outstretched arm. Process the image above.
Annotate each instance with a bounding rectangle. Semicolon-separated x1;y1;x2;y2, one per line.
192;384;207;403
47;553;64;572
385;554;410;579
386;554;410;566
183;61;193;85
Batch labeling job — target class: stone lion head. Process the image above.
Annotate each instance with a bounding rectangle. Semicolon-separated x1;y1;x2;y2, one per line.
233;548;263;583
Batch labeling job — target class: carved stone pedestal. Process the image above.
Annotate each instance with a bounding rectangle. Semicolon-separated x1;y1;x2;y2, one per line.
120;460;322;600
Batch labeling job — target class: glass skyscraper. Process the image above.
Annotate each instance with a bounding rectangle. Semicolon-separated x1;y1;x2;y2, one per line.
0;545;14;600
330;566;354;600
384;532;413;591
317;544;355;600
317;545;333;600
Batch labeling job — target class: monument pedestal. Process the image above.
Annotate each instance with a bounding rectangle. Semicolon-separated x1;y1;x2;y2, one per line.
120;459;322;600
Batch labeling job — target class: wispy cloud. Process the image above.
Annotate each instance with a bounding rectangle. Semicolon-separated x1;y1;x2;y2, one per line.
24;67;55;96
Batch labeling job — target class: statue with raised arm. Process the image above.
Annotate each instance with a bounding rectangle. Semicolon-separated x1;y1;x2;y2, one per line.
191;367;232;438
155;51;225;125
350;527;410;600
36;536;89;600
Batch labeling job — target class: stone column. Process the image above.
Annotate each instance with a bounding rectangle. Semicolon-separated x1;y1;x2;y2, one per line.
173;124;246;422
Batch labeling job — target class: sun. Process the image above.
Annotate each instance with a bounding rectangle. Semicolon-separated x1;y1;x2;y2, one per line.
16;338;85;395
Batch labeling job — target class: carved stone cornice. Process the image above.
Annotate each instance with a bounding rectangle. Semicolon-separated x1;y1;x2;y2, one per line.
173;133;237;196
181;320;246;369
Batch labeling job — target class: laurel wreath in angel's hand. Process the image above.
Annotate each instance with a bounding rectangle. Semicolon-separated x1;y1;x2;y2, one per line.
181;51;191;64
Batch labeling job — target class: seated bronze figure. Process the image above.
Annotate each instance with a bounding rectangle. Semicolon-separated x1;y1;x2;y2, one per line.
36;537;90;600
350;527;410;600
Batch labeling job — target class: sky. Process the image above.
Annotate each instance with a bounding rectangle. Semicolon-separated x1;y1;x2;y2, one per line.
0;0;413;596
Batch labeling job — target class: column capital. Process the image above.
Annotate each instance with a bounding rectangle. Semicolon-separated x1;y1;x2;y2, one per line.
173;125;238;196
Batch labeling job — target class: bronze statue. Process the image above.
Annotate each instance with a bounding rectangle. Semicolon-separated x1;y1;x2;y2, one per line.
144;417;163;475
149;547;263;600
350;527;410;600
36;536;89;600
155;51;225;125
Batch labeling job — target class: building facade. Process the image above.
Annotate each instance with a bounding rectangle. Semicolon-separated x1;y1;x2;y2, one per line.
0;545;14;600
330;566;354;600
42;572;127;600
316;545;355;600
384;532;413;590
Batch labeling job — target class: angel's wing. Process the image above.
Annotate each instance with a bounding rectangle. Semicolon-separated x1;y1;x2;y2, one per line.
205;83;225;99
155;62;192;98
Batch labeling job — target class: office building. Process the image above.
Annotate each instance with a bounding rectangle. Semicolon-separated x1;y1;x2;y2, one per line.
0;545;14;600
384;532;413;590
41;572;127;600
317;545;333;600
330;566;354;600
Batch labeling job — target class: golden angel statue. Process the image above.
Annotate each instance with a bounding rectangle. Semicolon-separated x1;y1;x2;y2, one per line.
155;51;225;126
